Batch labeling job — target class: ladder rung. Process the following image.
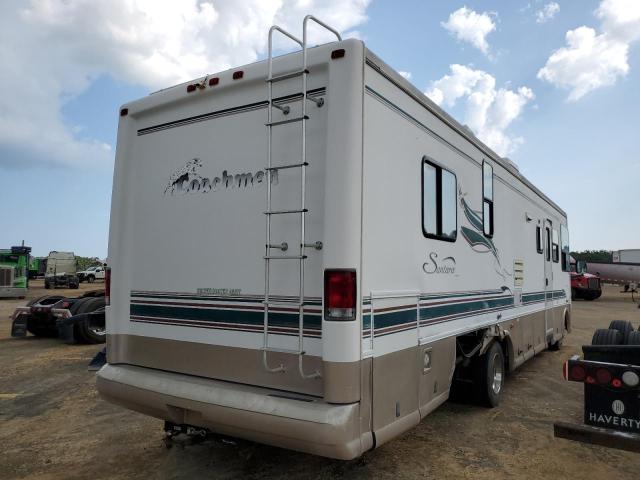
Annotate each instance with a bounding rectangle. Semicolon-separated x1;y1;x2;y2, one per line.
264;208;308;215
264;255;307;260
262;347;302;355
266;115;309;127
266;69;309;83
266;162;308;171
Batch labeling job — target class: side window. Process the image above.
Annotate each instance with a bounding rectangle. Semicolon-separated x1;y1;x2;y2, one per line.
422;157;457;242
535;226;543;254
545;227;551;261
482;161;494;237
561;224;570;271
552;229;559;263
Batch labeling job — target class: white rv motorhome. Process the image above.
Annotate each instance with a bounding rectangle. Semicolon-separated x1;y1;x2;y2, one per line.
97;17;571;459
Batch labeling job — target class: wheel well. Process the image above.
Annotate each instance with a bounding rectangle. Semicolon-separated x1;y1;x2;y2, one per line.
564;309;571;333
498;336;513;372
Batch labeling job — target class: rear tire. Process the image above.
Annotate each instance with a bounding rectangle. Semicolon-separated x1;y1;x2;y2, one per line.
626;331;640;345
591;328;623;345
27;295;64;307
474;341;504;408
571;288;576;301
608;320;634;343
73;297;106;344
87;275;95;283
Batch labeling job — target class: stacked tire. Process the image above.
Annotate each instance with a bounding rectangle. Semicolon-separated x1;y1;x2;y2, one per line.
591;320;639;345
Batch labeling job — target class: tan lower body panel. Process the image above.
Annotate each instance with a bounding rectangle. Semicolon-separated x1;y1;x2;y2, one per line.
100;305;570;458
498;305;569;370
107;334;326;397
97;363;373;460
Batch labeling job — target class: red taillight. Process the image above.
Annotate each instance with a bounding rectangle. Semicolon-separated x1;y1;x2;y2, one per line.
586;376;596;384
120;108;128;117
186;84;196;93
105;267;111;306
570;364;586;382
61;301;71;309
596;368;612;385
324;269;356;320
209;77;219;86
331;48;345;59
612;379;622;388
232;70;243;80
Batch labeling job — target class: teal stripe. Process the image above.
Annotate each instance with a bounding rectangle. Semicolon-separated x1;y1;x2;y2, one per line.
420;296;513;322
130;304;321;330
371;309;417;330
363;313;371;331
523;292;545;303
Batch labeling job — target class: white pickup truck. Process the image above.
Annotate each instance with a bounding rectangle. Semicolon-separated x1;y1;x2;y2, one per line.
78;265;106;283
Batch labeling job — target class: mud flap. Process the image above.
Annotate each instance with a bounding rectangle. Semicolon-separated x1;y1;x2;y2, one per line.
88;347;107;371
56;314;83;343
11;314;28;337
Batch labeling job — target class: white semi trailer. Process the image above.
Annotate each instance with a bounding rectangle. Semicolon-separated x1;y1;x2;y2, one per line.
613;249;640;264
97;17;571;459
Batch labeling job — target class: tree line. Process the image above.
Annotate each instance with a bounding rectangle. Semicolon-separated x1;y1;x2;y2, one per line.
570;250;612;263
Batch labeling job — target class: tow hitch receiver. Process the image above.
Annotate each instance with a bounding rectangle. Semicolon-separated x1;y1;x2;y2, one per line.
163;422;214;449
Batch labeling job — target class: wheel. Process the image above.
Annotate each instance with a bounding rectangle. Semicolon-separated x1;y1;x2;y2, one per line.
44;281;51;289
583;293;596;301
608;320;634;344
73;297;106;344
627;331;640;345
571;288;576;301
591;328;623;345
474;341;504;408
87;275;95;283
26;295;64;307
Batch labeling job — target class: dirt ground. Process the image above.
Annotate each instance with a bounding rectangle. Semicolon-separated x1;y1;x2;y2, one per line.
1;281;639;480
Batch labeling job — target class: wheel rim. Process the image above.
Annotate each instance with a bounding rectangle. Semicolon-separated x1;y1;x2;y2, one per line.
491;353;503;395
87;317;106;337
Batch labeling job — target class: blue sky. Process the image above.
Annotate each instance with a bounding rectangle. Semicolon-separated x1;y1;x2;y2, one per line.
1;0;639;257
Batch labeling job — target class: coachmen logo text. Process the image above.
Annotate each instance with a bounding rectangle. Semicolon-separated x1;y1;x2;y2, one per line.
164;158;278;195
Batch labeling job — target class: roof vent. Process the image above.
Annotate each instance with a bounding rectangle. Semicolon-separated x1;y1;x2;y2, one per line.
462;124;476;137
502;157;519;171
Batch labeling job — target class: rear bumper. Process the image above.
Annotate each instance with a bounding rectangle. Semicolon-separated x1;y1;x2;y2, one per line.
96;363;370;459
0;287;26;298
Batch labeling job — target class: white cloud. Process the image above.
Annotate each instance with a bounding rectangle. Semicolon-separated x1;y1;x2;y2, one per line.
0;0;370;169
596;0;640;42
537;0;640;101
441;7;496;55
426;65;534;156
398;71;412;80
536;2;560;23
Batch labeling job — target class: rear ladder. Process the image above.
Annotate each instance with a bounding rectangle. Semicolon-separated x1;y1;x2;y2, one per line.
262;16;341;379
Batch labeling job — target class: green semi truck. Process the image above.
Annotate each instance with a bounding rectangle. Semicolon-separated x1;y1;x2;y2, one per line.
28;256;47;279
0;245;32;298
